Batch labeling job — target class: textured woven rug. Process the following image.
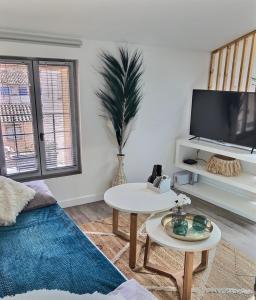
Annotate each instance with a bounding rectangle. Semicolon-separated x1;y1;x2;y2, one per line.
80;213;256;300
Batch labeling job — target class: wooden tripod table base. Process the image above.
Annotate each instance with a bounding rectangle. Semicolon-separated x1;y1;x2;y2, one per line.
104;183;177;269
144;236;209;300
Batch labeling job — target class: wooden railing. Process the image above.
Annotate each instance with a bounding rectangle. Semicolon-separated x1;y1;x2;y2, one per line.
208;30;256;92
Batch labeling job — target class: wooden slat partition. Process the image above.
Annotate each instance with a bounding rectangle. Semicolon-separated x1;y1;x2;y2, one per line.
223;45;231;90
216;49;223;90
230;42;239;91
246;33;256;90
238;38;249;91
209;30;256;92
208;53;215;89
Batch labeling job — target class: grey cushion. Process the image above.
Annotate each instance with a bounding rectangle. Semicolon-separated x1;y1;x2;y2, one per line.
22;180;56;212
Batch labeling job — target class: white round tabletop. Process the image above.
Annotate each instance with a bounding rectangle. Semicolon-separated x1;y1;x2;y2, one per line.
104;183;177;214
146;215;221;252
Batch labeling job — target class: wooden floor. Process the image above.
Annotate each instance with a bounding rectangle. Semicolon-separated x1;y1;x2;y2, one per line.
65;196;256;261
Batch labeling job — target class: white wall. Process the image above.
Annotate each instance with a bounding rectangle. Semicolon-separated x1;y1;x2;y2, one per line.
0;39;209;206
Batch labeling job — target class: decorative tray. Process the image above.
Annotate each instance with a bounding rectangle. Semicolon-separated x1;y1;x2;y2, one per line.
161;213;213;242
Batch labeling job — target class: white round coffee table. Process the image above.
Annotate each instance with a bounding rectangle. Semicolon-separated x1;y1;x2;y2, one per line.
104;183;177;268
144;215;221;300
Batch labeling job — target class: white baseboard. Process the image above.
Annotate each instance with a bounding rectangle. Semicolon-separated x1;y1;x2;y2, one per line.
58;193;104;208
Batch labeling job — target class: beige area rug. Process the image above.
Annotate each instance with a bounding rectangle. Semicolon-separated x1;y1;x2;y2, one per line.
80;213;256;300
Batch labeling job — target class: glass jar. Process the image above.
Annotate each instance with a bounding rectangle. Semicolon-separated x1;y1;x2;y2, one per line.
171;206;188;236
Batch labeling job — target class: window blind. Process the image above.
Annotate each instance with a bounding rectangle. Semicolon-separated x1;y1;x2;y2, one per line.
0;57;81;181
0;61;40;177
39;64;76;170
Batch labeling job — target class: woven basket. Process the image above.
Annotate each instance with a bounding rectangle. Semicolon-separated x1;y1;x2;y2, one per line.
207;154;241;177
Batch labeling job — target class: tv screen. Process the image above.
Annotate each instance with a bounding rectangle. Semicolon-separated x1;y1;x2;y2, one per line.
190;90;256;148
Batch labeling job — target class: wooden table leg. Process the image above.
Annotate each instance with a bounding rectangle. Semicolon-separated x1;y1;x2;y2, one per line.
112;209;119;234
193;250;209;274
129;213;138;269
144;235;151;266
112;209;130;241
182;252;194;300
201;250;209;268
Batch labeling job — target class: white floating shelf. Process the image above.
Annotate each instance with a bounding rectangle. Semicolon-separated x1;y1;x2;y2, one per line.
176;162;256;194
177;138;256;163
175;182;256;222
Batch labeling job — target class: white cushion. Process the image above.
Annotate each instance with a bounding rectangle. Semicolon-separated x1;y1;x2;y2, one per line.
109;279;157;300
0;176;36;225
1;280;156;300
2;289;125;300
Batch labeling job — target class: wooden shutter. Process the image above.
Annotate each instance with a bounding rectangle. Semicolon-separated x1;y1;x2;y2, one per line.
34;60;81;176
0;59;41;179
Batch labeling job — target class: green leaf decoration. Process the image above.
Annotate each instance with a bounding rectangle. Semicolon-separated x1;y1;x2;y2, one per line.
96;47;144;154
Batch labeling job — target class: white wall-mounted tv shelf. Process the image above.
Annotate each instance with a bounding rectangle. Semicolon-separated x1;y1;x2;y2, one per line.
175;138;256;222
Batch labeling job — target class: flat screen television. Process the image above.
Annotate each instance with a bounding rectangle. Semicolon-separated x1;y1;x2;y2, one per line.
190;89;256;149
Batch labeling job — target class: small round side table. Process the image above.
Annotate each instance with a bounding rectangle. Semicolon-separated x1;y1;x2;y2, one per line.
144;215;221;300
104;183;177;269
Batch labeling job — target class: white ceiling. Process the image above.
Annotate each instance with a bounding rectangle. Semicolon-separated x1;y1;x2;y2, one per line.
0;0;255;51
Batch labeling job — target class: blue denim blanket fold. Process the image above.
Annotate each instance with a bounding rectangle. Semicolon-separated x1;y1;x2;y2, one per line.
0;204;125;298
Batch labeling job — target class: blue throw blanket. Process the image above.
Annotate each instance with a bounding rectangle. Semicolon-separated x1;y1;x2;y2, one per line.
0;204;125;298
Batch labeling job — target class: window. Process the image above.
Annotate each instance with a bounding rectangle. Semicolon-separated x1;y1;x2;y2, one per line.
6;125;22;140
0;57;81;181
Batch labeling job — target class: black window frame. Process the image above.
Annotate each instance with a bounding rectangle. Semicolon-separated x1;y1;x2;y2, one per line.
0;56;82;181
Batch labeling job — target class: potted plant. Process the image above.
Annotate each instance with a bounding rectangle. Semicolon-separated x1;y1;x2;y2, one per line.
96;47;144;186
173;193;191;217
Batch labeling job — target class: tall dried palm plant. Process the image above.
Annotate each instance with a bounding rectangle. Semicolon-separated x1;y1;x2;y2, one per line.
96;47;143;155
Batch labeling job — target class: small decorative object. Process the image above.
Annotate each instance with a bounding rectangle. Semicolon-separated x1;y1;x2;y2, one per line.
183;158;197;165
147;165;162;183
161;213;213;241
173;170;193;185
207;154;241;177
190;173;198;185
112;154;126;186
171;194;191;235
173;218;188;236
192;215;211;232
147;175;171;193
172;193;191;217
96;48;144;186
152;176;162;187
